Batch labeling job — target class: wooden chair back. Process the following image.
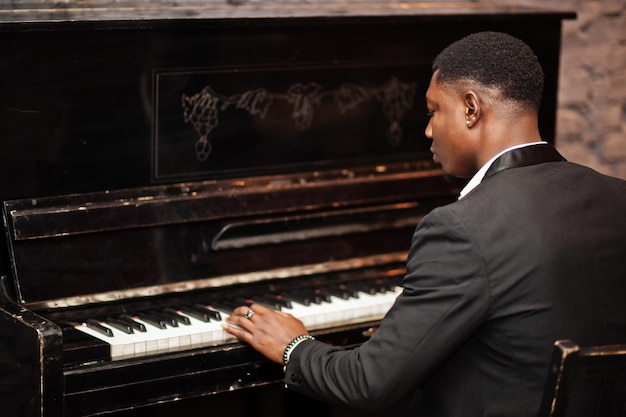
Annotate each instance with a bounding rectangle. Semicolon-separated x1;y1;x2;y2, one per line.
539;340;626;417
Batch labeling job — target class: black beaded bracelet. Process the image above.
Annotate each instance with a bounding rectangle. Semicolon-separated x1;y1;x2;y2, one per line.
283;334;315;365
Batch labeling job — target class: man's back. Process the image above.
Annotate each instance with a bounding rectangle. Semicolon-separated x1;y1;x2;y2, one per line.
411;157;626;416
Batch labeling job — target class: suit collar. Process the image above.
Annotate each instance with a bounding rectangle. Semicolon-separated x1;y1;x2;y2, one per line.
484;143;566;179
459;142;565;199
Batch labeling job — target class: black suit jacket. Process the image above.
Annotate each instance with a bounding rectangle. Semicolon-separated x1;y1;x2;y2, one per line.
284;144;626;416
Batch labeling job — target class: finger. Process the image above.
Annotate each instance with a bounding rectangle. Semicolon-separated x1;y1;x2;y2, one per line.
274;309;294;318
231;305;253;318
227;313;256;332
222;322;252;342
230;303;272;321
246;303;278;316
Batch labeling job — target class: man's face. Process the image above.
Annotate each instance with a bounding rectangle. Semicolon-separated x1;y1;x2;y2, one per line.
424;74;478;179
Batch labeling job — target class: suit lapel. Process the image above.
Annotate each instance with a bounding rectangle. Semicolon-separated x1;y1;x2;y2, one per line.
485;144;566;179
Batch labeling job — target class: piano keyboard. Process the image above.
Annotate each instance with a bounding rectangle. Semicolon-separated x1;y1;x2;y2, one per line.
74;280;403;361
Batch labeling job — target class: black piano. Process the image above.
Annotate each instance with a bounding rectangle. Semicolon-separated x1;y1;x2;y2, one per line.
0;2;574;416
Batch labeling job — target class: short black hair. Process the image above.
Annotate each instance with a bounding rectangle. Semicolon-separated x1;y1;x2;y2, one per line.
432;31;544;111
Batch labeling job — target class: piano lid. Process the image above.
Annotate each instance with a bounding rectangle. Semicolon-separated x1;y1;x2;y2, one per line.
0;1;576;25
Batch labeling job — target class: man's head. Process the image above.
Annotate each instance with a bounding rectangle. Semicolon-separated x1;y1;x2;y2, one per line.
425;32;545;178
432;31;544;112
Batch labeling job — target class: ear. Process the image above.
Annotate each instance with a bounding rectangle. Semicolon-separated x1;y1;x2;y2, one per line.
464;91;480;128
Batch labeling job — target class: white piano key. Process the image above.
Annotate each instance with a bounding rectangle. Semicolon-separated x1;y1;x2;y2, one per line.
285;286;401;329
75;282;402;361
175;310;234;346
131;317;172;355
75;321;138;360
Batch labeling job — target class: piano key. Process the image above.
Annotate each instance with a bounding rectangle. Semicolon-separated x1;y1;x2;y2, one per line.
287;296;350;327
231;297;253;307
318;285;354;300
231;296;288;312
150;310;179;327
209;301;236;315
176;311;236;346
136;312;169;329
174;312;213;346
86;319;114;337
250;294;292;310
76;321;140;359
310;288;332;303
73;280;402;361
336;283;362;298
285;285;402;329
131;317;172;354
272;294;293;309
118;314;147;332
178;305;212;322
289;289;325;304
162;308;192;325
193;304;222;321
105;317;134;334
280;291;312;306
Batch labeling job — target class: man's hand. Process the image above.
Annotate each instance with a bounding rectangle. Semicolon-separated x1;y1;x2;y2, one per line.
223;303;309;364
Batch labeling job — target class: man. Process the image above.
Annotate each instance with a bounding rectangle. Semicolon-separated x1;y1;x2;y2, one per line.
223;32;626;416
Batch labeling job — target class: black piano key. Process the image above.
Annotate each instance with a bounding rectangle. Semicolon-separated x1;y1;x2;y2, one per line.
209;302;236;315
162;308;191;325
232;297;254;307
373;278;397;293
118;314;147;332
179;305;211;322
364;279;388;294
336;283;361;298
249;295;288;310
268;294;291;308
85;319;114;337
311;288;332;303
105;317;134;334
150;310;179;327
136;312;168;329
352;281;378;295
318;285;351;300
281;291;311;306
193;304;222;321
290;289;324;304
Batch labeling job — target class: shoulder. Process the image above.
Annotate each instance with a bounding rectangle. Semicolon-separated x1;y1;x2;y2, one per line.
408;203;486;279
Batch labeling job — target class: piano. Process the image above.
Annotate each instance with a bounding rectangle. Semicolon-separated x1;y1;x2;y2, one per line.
0;2;574;416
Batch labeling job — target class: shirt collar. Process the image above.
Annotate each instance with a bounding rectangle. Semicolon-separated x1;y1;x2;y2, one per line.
458;141;547;199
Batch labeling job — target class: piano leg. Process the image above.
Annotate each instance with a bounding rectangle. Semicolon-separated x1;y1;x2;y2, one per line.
0;276;64;417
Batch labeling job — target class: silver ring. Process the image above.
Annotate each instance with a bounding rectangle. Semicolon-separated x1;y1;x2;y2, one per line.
244;309;255;320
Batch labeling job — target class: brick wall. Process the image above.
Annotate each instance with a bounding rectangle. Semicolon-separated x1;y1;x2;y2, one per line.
505;0;626;179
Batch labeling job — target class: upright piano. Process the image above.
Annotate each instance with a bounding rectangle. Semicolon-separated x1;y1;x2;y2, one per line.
0;2;574;416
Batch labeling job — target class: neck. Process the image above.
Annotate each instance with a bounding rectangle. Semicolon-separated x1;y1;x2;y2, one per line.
476;113;542;168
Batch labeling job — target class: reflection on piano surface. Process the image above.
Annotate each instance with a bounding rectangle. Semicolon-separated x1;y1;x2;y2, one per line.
0;2;573;416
